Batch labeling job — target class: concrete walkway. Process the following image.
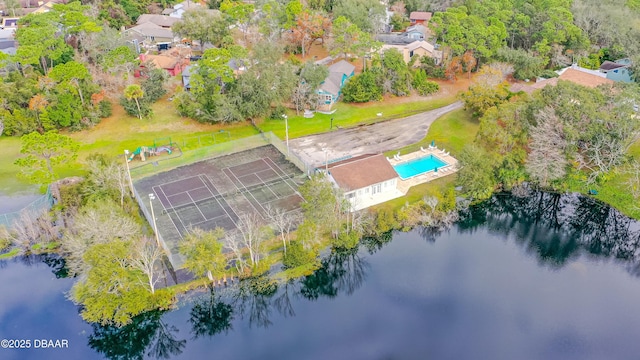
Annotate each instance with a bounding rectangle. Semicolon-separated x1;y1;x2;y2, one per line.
289;101;463;167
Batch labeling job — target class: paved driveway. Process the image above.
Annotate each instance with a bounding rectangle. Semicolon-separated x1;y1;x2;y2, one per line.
289;101;463;166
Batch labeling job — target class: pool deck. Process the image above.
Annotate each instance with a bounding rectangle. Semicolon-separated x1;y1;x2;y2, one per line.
387;147;459;194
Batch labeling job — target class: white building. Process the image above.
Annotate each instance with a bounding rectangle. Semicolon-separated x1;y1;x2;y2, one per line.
326;154;403;211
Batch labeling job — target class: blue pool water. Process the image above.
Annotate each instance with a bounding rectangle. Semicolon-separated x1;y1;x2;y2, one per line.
393;154;447;179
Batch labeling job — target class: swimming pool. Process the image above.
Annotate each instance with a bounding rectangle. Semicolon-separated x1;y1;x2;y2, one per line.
393;154;447;180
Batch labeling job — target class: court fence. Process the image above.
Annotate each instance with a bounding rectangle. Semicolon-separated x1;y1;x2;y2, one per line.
0;188;54;230
133;186;178;265
130;131;314;180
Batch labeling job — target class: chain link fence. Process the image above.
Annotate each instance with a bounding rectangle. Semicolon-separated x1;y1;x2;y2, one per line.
0;188;54;230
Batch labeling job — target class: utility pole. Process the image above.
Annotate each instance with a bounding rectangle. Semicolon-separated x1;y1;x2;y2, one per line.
124;150;135;196
148;193;160;248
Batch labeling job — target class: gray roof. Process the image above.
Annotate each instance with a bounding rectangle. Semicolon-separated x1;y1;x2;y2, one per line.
136;14;180;28
328;60;355;76
319;60;355;96
376;33;416;45
600;60;627;71
127;22;174;39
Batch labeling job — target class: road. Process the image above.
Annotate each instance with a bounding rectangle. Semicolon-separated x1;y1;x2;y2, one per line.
289;101;463;166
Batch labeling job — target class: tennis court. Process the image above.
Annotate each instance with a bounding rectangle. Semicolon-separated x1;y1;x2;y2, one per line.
152;175;239;236
133;145;305;268
222;158;303;217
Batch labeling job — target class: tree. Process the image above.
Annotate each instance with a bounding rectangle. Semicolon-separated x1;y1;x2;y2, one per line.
123;84;145;119
525;106;569;187
382;49;412;96
70;240;174;327
236;212;269;268
456;143;497;200
329;16;373;60
14;131;79;199
130;237;165;294
172;9;229;48
332;0;386;33
496;47;547;80
299;174;347;239
49;61;91;107
141;68;168;103
342;70;382;102
179;228;227;280
461;50;477;78
459;65;510;117
220;0;255;43
62;199;140;276
412;69;440;96
292;61;328;113
28;94;50;132
2;0;20;17
286;11;331;58
266;205;301;254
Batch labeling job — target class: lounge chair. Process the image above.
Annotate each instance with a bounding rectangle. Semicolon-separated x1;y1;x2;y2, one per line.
420;146;427;152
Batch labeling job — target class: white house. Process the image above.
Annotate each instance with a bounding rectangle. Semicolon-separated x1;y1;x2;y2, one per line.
326;154;403;211
163;0;202;18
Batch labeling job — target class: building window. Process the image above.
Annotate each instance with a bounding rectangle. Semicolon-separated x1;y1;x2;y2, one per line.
409;50;414;58
372;183;382;194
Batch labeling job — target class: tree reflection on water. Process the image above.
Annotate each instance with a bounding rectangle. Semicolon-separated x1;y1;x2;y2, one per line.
458;191;640;271
85;191;640;357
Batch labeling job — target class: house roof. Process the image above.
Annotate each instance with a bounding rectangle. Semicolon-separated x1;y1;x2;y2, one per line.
143;54;179;69
406;40;435;53
319;60;355;96
136;14;180;28
174;0;201;10
558;68;613;88
327;154;398;191
599;60;627;71
410;11;432;21
127;22;174;39
405;24;428;34
328;59;355;75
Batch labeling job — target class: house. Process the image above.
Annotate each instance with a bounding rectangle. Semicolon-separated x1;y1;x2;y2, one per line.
599;59;633;83
162;0;202;18
511;64;614;94
139;53;184;76
317;60;355;107
381;40;442;65
409;11;432;25
136;14;180;28
326;154;403;211
125;22;175;44
405;24;428;40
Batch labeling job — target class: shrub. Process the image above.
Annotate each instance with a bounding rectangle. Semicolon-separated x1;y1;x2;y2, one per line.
342;71;383;103
333;230;360;250
98;100;113;118
412;69;440;96
283;241;317;268
0;237;11;252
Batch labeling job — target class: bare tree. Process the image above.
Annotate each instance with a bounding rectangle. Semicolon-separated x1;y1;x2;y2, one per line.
130;237;165;294
7;209;56;252
525;106;569;187
265;205;300;254
62;201;140;275
236;213;269;267
226;233;248;275
625;160;640;200
86;157;129;208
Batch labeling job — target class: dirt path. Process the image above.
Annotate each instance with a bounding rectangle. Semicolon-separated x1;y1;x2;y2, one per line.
290;101;463;166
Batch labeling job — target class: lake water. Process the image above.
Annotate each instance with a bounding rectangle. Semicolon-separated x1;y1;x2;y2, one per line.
1;191;640;360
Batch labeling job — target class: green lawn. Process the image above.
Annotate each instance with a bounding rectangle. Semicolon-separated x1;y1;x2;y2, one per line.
385;108;478;157
257;96;457;139
0;99;259;194
569;140;640;219
374;176;457;212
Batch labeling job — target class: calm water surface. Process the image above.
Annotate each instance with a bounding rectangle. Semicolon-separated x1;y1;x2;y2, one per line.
1;192;640;360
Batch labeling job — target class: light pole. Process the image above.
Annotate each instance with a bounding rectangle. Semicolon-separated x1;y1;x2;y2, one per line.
330;117;333;130
124;150;134;196
282;114;289;157
148;193;160;248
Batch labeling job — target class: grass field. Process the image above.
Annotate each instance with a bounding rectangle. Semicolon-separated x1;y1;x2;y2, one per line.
0;98;259;194
385;108;478;158
257;96;458;139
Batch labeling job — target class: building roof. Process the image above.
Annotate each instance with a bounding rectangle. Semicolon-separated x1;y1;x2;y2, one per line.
558;68;613;88
405;24;428;35
328;154;398;191
319;60;355;96
328;59;355;75
136;14;180;28
142;54;179;69
409;11;432;21
127;22;174;39
406;40;435;52
599;60;627;71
